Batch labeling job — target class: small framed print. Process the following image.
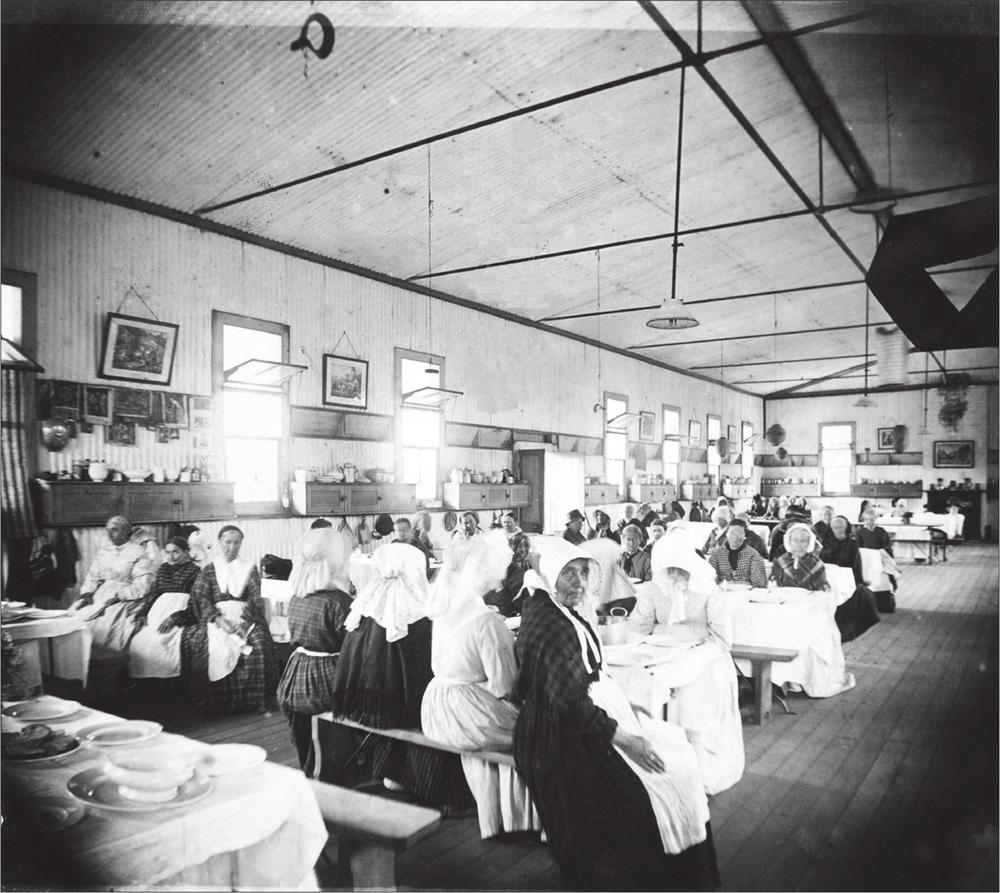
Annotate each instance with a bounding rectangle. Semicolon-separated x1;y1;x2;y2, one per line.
159;392;188;428
688;419;702;447
933;440;974;468
106;419;137;446
113;386;152;419
638;411;655;443
98;312;179;385
50;380;81;418
323;355;368;411
877;427;896;451
82;385;112;425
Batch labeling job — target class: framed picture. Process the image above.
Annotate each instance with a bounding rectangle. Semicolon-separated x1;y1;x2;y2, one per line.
639;411;655;442
727;425;736;445
50;380;81;418
159;392;188;428
113;386;152;419
98;312;179;385
106;419;136;446
933;440;975;468
323;354;368;410
190;395;212;413
877;427;896;451
688;419;702;447
82;385;112;424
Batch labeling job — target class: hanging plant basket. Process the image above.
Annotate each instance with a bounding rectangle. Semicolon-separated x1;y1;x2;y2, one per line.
937;372;970;433
765;424;786;447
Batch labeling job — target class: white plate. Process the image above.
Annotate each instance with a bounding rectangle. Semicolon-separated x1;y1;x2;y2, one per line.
748;593;786;605
20;796;86;832
3;697;82;721
2;601;26;609
202;743;267;775
67;766;214;813
77;720;163;747
3;737;81;763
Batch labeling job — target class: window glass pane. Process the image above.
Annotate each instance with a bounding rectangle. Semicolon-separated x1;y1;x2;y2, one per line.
707;416;722;442
663;408;680;436
823;468;851;494
401;357;441;395
223;391;282;437
607;459;625;491
400;407;440;447
1;284;22;345
662;440;680;465
226;438;279;503
222;325;281;370
402;447;437;500
820;424;853;446
824;448;853;467
606;430;627;461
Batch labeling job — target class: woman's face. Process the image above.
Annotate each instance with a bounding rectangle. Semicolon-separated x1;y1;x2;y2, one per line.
665;567;690;589
164;543;187;564
649;524;665;542
821;507;834;525
787;529;811;558
554;558;589;608
514;538;531;562
831;517;849;540
502;515;517;533
218;530;243;562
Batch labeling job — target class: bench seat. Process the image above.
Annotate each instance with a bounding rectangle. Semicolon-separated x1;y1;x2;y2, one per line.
731;644;799;725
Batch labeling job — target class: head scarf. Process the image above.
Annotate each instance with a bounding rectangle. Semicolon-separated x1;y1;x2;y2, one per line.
784;523;817;568
580;537;635;608
288;527;350;599
523;536;603;675
424;530;510;622
650;528;717;592
345;543;429;642
188;530;214;566
166;535;189;552
211;528;253;597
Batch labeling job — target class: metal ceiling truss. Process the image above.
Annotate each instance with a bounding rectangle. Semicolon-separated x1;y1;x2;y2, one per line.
630;319;894;350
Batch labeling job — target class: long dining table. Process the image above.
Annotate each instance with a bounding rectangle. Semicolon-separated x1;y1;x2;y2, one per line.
3;609;92;689
1;696;327;889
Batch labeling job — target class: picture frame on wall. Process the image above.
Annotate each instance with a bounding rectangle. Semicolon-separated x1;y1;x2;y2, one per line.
82;385;112;425
638;411;655;442
98;312;179;385
106;419;137;446
113;387;152;419
159;392;188;428
323;354;368;410
933;440;975;468
688;419;702;447
727;425;736;445
877;427;896;450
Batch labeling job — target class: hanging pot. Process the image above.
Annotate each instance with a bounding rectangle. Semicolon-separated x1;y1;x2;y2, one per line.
765;424;786;446
715;436;730;458
893;424;907;454
40;418;70;452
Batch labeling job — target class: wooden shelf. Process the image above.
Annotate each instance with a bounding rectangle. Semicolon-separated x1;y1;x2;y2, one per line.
851;482;923;499
442;483;532;511
627;483;676;505
584;484;622;506
760;482;819;497
290;482;417;516
34;480;234;526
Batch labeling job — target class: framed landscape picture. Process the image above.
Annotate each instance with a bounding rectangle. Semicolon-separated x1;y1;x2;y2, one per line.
323;354;368;410
99;313;179;385
639;410;655;442
877;427;896;450
933;440;974;468
82;385;112;424
113;387;152;419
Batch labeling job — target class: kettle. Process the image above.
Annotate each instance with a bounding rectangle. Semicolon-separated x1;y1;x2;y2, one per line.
343;463;357;483
597;606;629;646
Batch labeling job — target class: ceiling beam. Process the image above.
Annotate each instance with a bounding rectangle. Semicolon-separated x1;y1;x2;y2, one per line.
763;378;998;401
192;10;879;217
739;0;878;198
740;365;996;385
630;319;893;350
638;0;868;277
692;354;865;370
410;179;995;284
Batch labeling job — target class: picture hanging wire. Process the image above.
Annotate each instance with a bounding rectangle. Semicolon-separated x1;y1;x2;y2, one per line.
115;285;160;320
329;330;361;360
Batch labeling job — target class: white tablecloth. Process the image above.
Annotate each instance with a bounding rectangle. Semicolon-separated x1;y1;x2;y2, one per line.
605;643;718;720
2;698;327;888
4;613;92;688
722;588;854;698
881;513;964;539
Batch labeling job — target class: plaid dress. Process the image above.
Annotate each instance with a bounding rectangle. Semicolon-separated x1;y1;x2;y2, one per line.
770;553;829;591
183;565;277;714
708;544;768;587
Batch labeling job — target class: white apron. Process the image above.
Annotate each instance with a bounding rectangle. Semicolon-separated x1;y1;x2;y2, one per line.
128;592;190;679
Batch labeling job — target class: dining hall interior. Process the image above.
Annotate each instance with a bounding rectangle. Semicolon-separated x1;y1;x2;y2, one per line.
1;0;997;890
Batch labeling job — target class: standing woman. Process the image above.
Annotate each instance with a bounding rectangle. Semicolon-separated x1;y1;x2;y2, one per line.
185;525;276;714
513;538;718;891
277;528;352;775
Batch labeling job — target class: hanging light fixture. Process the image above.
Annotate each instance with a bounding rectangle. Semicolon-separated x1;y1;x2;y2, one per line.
647;66;698;330
855;233;877;407
917;353;932;434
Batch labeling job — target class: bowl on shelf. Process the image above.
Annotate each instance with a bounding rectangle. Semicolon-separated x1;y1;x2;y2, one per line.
87;462;110;482
364;468;390;484
121;469;150;483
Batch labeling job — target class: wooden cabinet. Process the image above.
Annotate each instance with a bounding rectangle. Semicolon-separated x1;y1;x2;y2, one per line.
443;483;534;511
681;482;719;501
584;484;621;505
850;482;923;499
759;481;819;497
627;484;677;505
290;482;417;516
34;480;235;526
721;482;755;499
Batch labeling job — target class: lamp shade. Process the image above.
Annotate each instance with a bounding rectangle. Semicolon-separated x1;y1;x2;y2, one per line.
765;424;786;446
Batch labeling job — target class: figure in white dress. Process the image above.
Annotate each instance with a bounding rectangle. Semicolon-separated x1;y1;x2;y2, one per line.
421;531;542;839
629;529;746;795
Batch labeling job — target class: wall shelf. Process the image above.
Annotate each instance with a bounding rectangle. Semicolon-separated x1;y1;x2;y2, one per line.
34;480;234;526
442;483;531;511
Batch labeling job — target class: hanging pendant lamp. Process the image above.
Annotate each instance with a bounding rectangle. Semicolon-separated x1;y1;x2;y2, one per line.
647;66;698;330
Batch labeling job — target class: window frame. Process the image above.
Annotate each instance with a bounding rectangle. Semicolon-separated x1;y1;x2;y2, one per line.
706;413;722;477
604;391;629;498
212;310;289;515
2;268;39;473
395;347;446;500
662;403;681;485
818;421;856;496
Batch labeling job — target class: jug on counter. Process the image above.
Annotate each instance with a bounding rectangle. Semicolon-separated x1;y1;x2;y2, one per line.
597;606;629;646
342;463;357;483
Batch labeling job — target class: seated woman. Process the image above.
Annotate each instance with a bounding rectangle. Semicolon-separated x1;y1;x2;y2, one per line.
630;531;745;796
763;496;781;520
618;524;651;583
331;543;472;812
485;533;531;617
813;505;836;550
276;527;353;775
184;525;277;715
514;537;718;891
820;516;881;643
128;535;200;680
422;532;542;839
707;519;767;588
70;515;154;655
588;509;621;544
770;524;830;591
187;529;214;567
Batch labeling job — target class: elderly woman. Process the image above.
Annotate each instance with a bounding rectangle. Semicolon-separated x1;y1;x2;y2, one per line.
707;518;767;588
499;512;522;542
702;505;732;554
277;527;353;774
485;532;531;617
813;505;836;550
770;524;830;591
127;535;200;680
588;509;621;544
184;525;276;715
630;530;745;795
70;515;154;654
514;538;718;891
618;524;652;583
820;516;881;642
422;531;541;839
763;496;781;520
331;543;472;811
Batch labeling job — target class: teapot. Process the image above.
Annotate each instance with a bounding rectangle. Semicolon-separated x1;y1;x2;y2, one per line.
597;607;629;646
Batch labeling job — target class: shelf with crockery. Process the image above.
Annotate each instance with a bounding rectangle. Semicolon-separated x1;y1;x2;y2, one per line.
442;482;532;511
290;482;417;516
584;483;622;505
759;480;819;497
850;482;923;499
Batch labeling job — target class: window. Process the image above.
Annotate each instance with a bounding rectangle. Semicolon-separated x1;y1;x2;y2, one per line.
213;312;288;512
707;414;722;479
605;392;628;496
820;423;855;495
397;349;444;500
741;421;754;478
662;405;681;484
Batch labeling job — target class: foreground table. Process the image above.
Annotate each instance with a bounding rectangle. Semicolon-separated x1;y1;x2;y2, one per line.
604;642;718;721
4;611;92;689
1;697;327;889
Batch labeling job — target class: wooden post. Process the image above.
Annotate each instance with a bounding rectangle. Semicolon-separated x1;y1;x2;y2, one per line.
752;659;772;725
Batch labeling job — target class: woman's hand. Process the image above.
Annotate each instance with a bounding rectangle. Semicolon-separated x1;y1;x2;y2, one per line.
215;616;239;635
157;618;176;634
615;730;665;773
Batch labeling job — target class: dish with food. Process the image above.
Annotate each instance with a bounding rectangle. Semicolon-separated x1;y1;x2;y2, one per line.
67;766;214;813
76;720;163;747
3;697;83;722
2;724;80;761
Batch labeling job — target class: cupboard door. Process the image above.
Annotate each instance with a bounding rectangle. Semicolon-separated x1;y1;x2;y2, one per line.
378;484;417;514
345;485;381;513
486;485;508;507
183;483;235;520
41;483;123;526
306;485;348;514
123;485;183;523
509;484;531;507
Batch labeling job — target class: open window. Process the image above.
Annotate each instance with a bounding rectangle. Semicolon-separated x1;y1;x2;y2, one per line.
819;422;855;496
662;404;681;485
605;392;628;497
707;414;722;479
397;349;446;500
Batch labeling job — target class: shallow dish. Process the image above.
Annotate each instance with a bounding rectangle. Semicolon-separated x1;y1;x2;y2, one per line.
3;698;82;722
77;720;162;747
67;766;214;813
201;743;267;776
2;736;81;763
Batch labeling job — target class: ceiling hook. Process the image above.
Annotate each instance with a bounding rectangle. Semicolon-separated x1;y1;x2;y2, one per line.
290;12;335;60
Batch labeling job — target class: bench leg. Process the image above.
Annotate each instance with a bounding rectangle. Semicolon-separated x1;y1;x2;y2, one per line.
751;660;772;725
343;838;398;890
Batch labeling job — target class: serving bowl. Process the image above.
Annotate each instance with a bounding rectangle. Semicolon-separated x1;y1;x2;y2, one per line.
121;469;150;483
104;746;203;803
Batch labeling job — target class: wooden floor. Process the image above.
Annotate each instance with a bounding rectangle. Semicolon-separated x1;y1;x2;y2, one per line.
90;544;998;891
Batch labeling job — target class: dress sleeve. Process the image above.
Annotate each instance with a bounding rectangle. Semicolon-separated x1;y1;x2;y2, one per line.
707;549;723;582
769;559;787;586
749;552;768;588
812;559;831;592
850;545;864;586
476;614;518;699
189;567;219;622
242;568;266;624
109;550;155;602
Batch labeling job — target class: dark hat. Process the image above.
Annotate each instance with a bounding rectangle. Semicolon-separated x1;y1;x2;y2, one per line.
372;513;395;538
566;508;586;525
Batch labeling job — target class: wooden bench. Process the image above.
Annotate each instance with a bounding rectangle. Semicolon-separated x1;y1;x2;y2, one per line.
731;644;799;725
311;712;516;781
307;778;440;890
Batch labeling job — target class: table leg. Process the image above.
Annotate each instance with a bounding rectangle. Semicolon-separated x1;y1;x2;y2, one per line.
311;714;323;780
344;838;397;890
752;660;772;725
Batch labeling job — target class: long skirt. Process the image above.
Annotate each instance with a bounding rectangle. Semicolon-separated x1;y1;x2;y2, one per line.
277;651;339;774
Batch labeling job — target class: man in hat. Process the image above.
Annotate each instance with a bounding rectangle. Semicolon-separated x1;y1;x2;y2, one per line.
563;509;587;546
